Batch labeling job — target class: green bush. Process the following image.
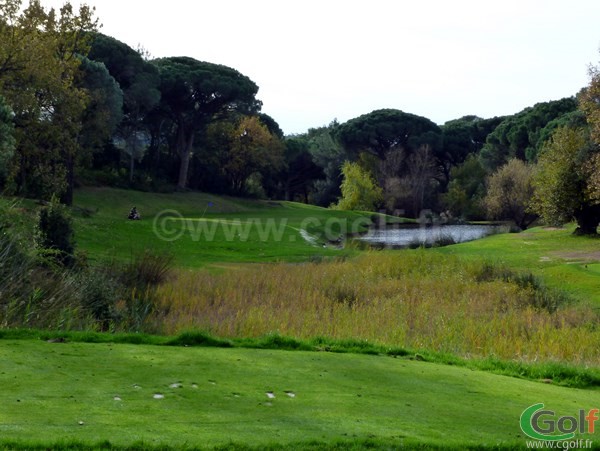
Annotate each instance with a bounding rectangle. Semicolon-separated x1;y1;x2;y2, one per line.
78;267;122;331
472;262;567;313
35;196;76;267
122;249;174;289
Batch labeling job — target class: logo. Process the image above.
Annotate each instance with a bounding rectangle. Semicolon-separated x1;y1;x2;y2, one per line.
520;403;598;441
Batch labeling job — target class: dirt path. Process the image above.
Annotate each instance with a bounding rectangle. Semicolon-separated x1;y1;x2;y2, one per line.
551;250;600;262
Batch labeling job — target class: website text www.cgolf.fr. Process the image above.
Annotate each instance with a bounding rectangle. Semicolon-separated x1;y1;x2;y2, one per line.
521;403;598;449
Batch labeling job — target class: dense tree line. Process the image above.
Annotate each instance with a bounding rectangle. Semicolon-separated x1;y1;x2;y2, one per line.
1;0;600;233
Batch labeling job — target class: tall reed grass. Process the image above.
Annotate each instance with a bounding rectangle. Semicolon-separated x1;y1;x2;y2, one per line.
150;251;599;365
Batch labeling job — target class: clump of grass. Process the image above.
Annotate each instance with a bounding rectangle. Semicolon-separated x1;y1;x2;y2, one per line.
122;249;174;289
92;249;176;332
431;233;457;247
0;220;89;330
472;262;569;312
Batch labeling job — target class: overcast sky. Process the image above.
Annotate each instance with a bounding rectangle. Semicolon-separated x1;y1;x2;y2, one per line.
43;0;600;135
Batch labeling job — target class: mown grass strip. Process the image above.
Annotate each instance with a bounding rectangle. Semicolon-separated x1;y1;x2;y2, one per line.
0;438;539;450
1;329;598;389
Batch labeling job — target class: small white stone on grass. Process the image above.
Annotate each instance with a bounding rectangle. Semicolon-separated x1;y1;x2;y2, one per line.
285;391;296;398
153;393;164;399
169;383;182;389
113;396;122;401
266;392;275;399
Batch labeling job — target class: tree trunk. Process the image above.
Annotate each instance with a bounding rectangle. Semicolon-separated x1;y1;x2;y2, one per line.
129;151;135;184
151;120;164;179
176;130;194;191
61;153;74;206
573;205;600;235
284;180;291;201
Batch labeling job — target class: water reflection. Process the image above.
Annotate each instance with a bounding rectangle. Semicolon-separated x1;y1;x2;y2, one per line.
359;224;505;248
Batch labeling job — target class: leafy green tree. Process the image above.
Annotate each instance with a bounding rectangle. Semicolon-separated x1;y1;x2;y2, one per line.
153;57;260;190
572;54;600;218
279;136;324;202
217;116;284;194
531;127;600;234
584;153;600;204
306;121;348;206
334;161;383;211
479;97;578;170
337;109;442;160
0;0;98;203
88;33;160;181
0;96;15;187
580;60;600;145
441;154;486;219
336;109;445;214
257;113;284;139
484;158;536;230
441;115;505;181
78;57;124;168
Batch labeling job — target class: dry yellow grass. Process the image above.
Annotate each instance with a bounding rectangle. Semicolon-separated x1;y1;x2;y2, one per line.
150;251;599;365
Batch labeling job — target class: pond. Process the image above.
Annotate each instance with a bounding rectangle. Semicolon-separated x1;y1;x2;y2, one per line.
357;224;506;248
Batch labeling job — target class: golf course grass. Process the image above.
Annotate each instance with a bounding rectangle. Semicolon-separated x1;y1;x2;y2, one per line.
1;338;598;450
71;187;408;267
435;225;600;305
2;187;600;450
71;187;600;308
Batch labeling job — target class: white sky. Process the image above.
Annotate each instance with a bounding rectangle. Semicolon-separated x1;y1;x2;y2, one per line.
42;0;600;135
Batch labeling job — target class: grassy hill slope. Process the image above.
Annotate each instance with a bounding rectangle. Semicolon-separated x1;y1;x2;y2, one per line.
72;187;402;267
435;225;600;305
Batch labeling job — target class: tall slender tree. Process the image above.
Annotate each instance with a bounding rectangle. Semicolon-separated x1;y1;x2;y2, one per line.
153;57;260;190
88;34;160;181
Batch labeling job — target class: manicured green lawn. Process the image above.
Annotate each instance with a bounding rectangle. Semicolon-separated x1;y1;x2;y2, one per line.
1;339;598;449
433;226;600;304
72;187;407;267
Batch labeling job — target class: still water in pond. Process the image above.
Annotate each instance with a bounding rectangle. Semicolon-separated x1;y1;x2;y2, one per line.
359;224;505;247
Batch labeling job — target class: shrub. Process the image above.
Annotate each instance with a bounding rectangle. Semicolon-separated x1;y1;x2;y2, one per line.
117;250;175;332
483;158;536;230
122;249;174;289
334;161;383;211
35;196;76;267
78;267;123;331
472;262;567;313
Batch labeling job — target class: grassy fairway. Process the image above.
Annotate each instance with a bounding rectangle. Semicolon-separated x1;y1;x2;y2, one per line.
1;338;598;449
72;187;402;267
71;187;600;306
434;226;600;305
